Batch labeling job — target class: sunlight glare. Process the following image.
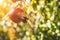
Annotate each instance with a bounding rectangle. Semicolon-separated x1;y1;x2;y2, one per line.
0;0;3;3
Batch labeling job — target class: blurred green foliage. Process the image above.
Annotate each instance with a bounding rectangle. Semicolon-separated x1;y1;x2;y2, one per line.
0;0;60;40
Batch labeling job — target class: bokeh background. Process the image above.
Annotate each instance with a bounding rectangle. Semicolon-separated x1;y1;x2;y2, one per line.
0;0;60;40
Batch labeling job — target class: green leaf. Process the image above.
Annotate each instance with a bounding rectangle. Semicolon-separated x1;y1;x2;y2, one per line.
32;3;37;10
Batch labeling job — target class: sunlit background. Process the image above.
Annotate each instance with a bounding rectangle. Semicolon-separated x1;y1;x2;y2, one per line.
0;0;60;40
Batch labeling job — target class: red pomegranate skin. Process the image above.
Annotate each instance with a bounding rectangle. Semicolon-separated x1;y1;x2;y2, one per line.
8;8;25;23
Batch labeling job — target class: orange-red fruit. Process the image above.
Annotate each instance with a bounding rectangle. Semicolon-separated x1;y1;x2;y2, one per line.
11;0;20;2
8;8;25;23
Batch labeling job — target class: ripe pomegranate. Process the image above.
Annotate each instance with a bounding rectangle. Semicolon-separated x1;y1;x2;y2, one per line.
8;8;26;23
